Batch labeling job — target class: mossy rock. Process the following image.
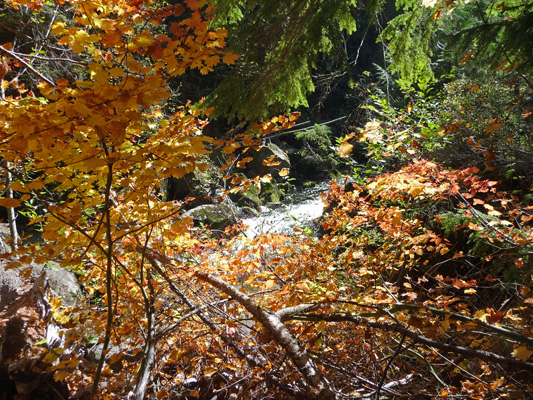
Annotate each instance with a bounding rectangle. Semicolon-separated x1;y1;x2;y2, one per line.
183;202;239;229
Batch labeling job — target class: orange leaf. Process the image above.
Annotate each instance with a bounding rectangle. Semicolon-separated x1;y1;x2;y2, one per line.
222;52;239;65
432;6;442;19
0;198;21;208
521;109;533;119
338;141;353;158
5;261;21;270
484;162;496;171
512;346;532;361
484;119;503;134
459;50;475;65
296;281;311;293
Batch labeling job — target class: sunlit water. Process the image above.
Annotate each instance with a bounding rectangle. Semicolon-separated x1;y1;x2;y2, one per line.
240;182;330;238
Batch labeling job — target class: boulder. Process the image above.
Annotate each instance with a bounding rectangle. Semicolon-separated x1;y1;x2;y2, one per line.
0;263;72;400
1;262;82;311
183;200;240;230
0;223;83;399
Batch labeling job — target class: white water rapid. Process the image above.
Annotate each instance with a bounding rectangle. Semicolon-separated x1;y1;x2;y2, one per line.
240;182;330;238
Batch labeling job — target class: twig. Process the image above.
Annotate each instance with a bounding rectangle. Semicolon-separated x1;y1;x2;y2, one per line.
133;266;157;400
290;313;533;372
376;329;407;400
90;160;115;399
196;271;337;400
0;45;56;86
10;51;88;66
5;161;19;250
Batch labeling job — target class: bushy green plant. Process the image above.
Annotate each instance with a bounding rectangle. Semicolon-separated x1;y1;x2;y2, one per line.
437;75;533;174
294;124;346;177
359;72;533;180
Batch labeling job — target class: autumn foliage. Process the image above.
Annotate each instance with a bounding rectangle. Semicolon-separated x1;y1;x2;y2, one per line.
0;0;532;399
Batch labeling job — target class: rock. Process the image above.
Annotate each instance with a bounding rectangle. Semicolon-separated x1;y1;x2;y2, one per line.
44;263;83;307
7;357;69;400
184;200;239;230
0;263;71;400
1;262;82;311
162;172;199;201
0;316;27;363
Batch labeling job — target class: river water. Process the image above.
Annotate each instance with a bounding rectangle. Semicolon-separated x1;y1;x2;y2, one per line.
240;182;331;238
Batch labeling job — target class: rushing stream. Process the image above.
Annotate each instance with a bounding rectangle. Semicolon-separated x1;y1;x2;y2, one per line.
241;181;331;238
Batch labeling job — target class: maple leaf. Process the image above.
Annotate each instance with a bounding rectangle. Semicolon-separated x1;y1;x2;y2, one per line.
484;119;503;133
512;346;532;361
338;141;354;158
222;51;239;65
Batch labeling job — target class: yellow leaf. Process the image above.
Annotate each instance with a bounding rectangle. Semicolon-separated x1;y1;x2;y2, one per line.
278;168;290;177
203;366;218;376
237;157;253;168
338;141;353;158
512;345;532;361
54;370;70;382
474;310;489;322
264;279;276;289
263;157;281;166
360;121;383;143
50;297;63;312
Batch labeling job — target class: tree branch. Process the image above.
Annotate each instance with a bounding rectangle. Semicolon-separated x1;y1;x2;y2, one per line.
0;45;56;86
292;313;533;372
196;271;337;400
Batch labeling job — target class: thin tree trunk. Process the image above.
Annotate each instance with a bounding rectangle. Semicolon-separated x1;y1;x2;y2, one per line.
6;163;18;250
134;267;157;400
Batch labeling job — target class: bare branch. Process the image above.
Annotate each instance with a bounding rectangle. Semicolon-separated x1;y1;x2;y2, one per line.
0;45;56;86
10;51;88;66
196;271;337;400
292;313;533;372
